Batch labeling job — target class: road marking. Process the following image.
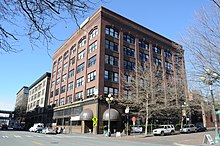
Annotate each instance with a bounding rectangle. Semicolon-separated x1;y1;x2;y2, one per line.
25;135;33;137
2;136;8;138
14;135;21;138
32;141;45;146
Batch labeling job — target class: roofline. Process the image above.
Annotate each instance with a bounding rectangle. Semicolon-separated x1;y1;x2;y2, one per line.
16;86;29;95
29;72;51;90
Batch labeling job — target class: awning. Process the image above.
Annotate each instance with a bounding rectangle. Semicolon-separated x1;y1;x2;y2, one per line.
103;109;120;121
80;109;93;121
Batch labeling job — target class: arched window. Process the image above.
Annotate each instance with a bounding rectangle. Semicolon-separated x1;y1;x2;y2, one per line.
78;37;86;48
89;27;98;40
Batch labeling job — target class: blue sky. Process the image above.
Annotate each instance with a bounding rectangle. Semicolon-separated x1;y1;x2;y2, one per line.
0;0;209;111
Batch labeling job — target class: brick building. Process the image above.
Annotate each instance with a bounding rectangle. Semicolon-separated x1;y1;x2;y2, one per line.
48;7;187;134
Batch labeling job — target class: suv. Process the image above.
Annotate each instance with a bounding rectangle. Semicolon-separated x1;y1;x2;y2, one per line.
180;124;197;133
153;125;175;136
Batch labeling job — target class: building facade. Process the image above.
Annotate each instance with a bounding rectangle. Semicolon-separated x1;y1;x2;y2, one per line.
48;7;187;134
14;86;29;129
26;72;52;128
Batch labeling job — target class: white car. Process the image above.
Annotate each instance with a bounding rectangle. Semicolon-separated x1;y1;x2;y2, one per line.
29;123;44;132
180;124;197;133
42;127;56;134
153;125;175;136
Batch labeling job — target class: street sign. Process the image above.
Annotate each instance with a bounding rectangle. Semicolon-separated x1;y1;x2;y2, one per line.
216;110;220;114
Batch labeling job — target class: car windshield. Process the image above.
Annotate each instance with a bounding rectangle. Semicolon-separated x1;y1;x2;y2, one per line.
183;125;189;128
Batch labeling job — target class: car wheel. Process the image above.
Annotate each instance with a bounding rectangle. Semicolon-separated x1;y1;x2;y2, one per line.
171;131;174;135
160;131;164;136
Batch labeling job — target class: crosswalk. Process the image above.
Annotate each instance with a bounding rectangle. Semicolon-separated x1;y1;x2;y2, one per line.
0;134;95;139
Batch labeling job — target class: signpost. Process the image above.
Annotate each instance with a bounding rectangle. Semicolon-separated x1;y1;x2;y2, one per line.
216;110;220;115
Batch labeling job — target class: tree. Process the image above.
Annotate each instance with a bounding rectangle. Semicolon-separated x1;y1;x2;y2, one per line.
181;0;220;84
0;0;103;53
117;64;180;136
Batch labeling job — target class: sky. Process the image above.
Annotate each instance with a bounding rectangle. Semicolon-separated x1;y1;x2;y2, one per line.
0;0;209;111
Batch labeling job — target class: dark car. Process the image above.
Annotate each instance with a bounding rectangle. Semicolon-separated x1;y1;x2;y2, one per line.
197;126;207;132
1;124;8;130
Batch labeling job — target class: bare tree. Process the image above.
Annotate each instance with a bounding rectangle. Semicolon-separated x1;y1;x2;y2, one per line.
117;64;180;135
0;0;103;53
181;0;220;83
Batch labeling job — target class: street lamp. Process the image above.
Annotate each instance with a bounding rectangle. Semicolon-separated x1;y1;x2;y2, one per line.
106;94;114;137
125;106;129;136
200;68;219;144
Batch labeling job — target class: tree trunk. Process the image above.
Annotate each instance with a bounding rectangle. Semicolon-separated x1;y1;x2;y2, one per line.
144;99;149;136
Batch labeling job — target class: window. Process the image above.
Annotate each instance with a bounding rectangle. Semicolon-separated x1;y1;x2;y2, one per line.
75;91;83;101
153;46;161;55
105;55;118;66
70;57;75;66
124;60;135;70
51;81;55;88
87;71;96;82
88;55;96;67
53;61;57;68
77;63;85;73
139;52;149;62
123;46;134;57
52;72;56;78
104;70;118;82
56;78;60;85
164;51;172;58
57;67;62;75
76;77;84;87
89;27;98;39
79;37;86;48
78;50;85;60
165;62;173;70
139;40;148;50
88;41;97;53
62;74;67;82
63;63;68;71
58;56;62;65
123;34;135;44
61;85;66;93
50;91;53;97
87;87;95;98
64;51;69;60
66;95;72;104
70;45;76;55
60;98;65;106
104;86;118;96
105;40;118;52
69;69;74;78
105;27;119;38
68;82;74;91
55;88;59;96
153;57;162;66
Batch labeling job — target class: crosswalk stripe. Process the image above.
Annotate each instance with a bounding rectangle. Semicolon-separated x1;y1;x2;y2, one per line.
2;136;8;138
14;135;21;138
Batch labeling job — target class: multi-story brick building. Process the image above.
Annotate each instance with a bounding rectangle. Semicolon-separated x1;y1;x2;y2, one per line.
15;86;29;129
49;7;187;134
26;72;52;128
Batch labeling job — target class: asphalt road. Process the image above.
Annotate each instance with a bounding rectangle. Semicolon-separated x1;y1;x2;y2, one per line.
0;130;215;146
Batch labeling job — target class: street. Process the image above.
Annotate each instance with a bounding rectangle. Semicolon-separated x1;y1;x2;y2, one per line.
0;130;215;146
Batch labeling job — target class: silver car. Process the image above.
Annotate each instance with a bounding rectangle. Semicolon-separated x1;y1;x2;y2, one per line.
180;124;197;133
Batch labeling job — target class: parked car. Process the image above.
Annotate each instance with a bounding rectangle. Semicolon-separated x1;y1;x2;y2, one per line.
153;125;175;136
197;126;207;132
1;124;8;130
180;124;197;133
42;127;56;134
29;123;44;132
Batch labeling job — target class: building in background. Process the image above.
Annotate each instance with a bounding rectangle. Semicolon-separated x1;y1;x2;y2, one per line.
14;86;29;129
48;7;187;134
26;72;52;128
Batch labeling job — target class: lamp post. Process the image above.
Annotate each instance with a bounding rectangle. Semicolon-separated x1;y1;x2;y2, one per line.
200;68;219;144
125;106;129;136
106;94;114;137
